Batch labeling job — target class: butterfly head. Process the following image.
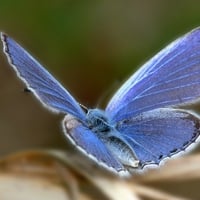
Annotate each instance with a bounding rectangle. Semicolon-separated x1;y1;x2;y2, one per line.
86;109;114;133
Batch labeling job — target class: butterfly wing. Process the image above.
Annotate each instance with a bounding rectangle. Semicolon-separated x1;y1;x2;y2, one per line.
116;108;200;167
62;115;125;174
106;28;200;122
1;33;85;120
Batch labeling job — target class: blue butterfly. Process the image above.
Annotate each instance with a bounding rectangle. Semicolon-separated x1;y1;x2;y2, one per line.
2;28;200;176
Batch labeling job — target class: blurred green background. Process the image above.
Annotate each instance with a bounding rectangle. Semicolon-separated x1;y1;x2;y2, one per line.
0;1;200;156
1;0;200;157
1;0;200;199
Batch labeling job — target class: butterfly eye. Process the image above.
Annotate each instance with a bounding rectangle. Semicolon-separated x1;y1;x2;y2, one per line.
86;109;111;133
88;117;109;132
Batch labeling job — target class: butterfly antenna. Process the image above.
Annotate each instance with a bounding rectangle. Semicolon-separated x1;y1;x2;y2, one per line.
80;104;88;113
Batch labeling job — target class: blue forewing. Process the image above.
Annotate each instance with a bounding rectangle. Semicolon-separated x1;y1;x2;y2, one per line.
1;33;85;121
106;28;200;122
2;28;200;176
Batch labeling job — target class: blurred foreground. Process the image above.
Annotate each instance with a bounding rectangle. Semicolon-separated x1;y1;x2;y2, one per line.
0;149;200;200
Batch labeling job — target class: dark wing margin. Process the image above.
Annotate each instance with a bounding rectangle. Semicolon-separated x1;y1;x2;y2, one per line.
106;27;200;122
116;108;200;167
1;33;86;121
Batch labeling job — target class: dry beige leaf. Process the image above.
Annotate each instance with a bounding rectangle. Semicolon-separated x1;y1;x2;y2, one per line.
0;173;69;200
134;154;200;183
0;150;200;200
0;150;140;200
